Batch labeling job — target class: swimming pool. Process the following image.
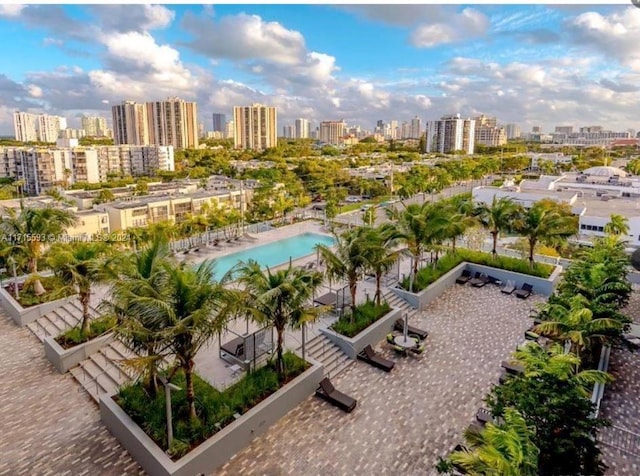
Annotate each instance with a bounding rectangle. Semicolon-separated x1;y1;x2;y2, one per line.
212;233;335;281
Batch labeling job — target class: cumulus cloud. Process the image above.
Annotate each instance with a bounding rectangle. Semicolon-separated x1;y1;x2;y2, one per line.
0;5;25;17
409;8;489;47
569;7;640;71
89;5;175;32
183;12;306;65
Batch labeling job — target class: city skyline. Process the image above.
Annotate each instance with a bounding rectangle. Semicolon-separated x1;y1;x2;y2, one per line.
0;4;639;135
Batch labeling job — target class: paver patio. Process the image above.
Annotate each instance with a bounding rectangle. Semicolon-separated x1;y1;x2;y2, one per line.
218;283;544;476
0;310;144;476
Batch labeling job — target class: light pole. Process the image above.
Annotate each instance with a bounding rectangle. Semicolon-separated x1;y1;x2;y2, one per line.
158;376;181;449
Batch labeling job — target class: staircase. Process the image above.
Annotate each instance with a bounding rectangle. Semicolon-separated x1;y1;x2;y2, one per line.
26;300;99;342
69;339;137;402
382;289;419;322
302;334;352;379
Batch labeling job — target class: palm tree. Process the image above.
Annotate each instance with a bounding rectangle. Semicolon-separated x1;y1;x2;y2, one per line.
446;408;539;476
604;214;629;236
475;197;522;258
106;235;173;397
534;295;623;364
316;228;370;314
47;242;113;339
442;195;476;252
162;260;234;419
515;201;577;267
384;201;449;283
0;203;77;276
235;260;324;381
361;226;399;305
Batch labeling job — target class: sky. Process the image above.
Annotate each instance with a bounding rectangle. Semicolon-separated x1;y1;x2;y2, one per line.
0;4;639;136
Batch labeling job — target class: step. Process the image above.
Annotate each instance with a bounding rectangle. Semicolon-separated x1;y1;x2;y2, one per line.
53;306;81;328
36;316;61;338
27;320;49;342
47;311;74;334
89;354;130;387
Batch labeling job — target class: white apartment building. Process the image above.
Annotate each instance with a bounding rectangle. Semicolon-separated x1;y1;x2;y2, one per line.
112;101;150;146
81;115;109;137
294;118;310;139
233;104;277;150
410;116;423;139
426;114;476;154
319;120;346;145
13;111;67;143
550;129;631;147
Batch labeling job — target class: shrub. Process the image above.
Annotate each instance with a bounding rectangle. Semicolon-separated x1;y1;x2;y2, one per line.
56;315;117;348
402;249;554;292
11;275;75;308
331;300;392;337
117;351;308;459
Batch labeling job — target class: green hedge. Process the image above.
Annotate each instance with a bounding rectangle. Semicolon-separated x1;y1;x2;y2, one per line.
117;351;308;459
402;249;554;292
331;301;392;337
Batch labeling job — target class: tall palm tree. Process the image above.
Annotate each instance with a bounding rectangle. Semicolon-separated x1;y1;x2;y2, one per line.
475;196;522;258
515;201;577;267
162;260;234;419
106;235;173;397
604;214;629;236
384;201;449;283
442;195;476;252
447;408;539;476
0;203;77;275
235;260;324;381
534;295;623;364
316;228;370;314
360;226;399;305
47;241;113;339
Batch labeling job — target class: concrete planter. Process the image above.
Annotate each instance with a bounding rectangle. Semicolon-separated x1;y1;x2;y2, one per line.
100;359;324;476
44;332;114;373
0;285;75;327
391;262;562;310
320;308;402;359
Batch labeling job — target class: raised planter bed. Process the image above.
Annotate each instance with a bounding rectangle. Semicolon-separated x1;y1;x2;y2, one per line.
391;262;562;311
320;307;402;359
0;285;75;327
44;332;114;373
100;359;324;476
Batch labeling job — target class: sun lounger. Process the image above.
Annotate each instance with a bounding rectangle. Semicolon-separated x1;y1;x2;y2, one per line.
394;319;429;340
488;276;503;286
476;408;493;425
357;345;395;372
221;336;245;358
455;269;472;285
500;280;516;294
514;283;533;299
315;378;357;413
501;360;524;375
470;273;490;288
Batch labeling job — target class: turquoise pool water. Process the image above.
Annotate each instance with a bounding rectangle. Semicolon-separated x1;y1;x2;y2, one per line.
212;233;335;281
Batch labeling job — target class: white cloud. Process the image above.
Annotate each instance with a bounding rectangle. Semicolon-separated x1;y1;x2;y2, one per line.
0;5;25;17
43;37;63;47
410;8;489;47
27;85;43;98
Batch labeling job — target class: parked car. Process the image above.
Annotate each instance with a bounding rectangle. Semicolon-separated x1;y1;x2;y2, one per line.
345;196;362;203
360;204;373;211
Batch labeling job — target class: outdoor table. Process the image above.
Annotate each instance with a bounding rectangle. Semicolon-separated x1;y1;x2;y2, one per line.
394;335;417;349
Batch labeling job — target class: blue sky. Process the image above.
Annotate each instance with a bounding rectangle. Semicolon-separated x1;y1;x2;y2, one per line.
0;4;639;135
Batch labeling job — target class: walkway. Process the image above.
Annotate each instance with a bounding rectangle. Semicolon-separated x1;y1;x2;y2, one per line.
218;284;543;475
0;310;143;476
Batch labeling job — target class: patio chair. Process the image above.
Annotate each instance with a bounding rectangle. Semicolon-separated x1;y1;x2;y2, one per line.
455;269;472;285
488;276;503;286
357;345;395;372
500;280;516;295
470;273;490;288
315;378;357;413
409;339;426;356
476;408;493;425
514;283;534;299
394;319;429;340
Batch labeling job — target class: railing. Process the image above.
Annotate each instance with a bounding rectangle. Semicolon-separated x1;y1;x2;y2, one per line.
599;425;640;458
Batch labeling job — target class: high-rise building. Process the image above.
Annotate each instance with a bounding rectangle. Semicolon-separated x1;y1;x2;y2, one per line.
554;126;574;134
147;97;199;149
225;120;234;139
37;115;67;142
426;114;476;154
13;112;38;142
112;101;150;146
294;118;310;139
474;115;506;147
233;104;277;150
282;125;294;139
410;116;423;139
112;98;198;149
505;124;521;140
212;113;226;133
400;122;411;139
81;115;108;137
319;120;346;145
532;126;542;133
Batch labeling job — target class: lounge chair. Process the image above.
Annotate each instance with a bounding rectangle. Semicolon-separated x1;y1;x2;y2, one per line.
470;273;490;288
476;408;493;425
488;276;502;286
221;336;245;358
455;269;472;285
514;283;533;299
394;319;429;340
357;345;395;372
500;280;516;294
501;360;524;375
315;378;357;413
